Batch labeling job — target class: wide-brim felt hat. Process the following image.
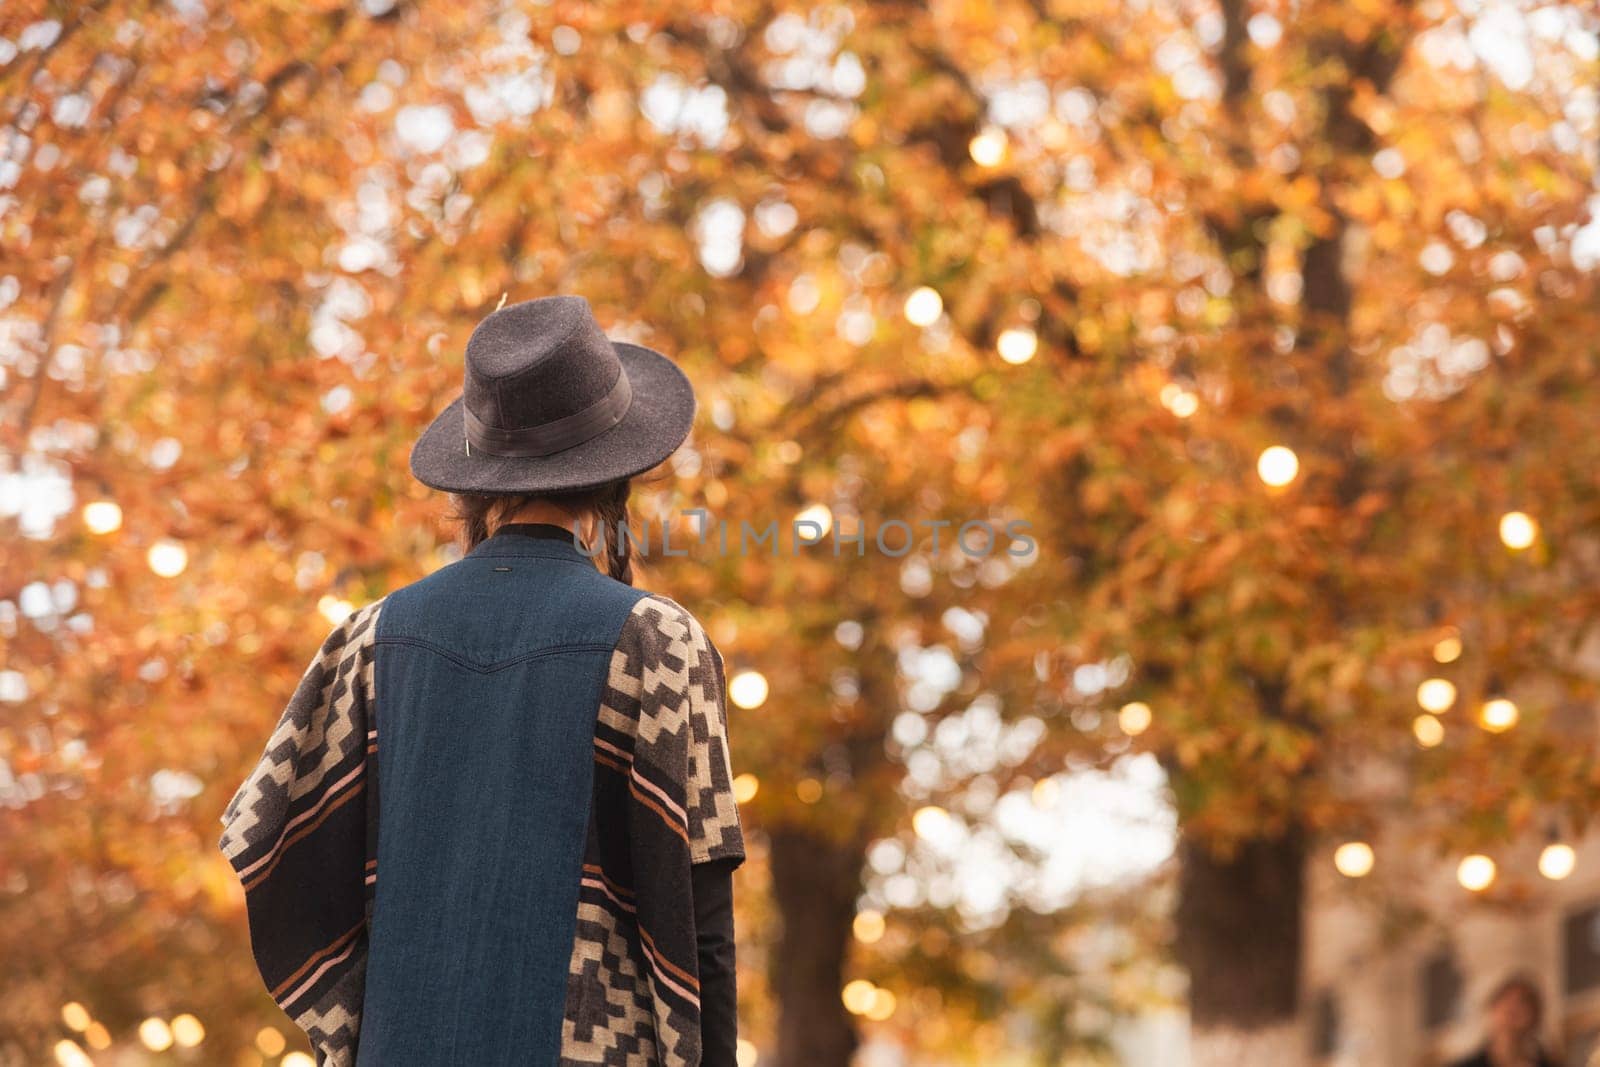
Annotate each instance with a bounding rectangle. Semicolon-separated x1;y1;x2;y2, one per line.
410;295;696;495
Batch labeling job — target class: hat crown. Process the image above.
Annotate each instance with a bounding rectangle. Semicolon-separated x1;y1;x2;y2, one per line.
463;296;623;432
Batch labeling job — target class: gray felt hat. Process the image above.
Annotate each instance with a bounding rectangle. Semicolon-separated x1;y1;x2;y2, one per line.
409;295;696;495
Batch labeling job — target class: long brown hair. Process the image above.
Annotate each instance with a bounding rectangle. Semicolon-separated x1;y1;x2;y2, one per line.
448;478;636;585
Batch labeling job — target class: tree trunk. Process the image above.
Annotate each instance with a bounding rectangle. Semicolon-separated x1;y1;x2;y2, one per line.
768;825;865;1067
1175;828;1309;1067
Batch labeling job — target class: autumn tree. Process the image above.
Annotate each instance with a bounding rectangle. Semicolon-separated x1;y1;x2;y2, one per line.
4;1;1599;1065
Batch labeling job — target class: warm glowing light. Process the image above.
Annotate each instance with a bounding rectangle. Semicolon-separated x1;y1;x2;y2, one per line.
736;1039;759;1067
318;595;355;626
732;773;759;804
1417;678;1457;714
865;987;897;1021
794;503;833;538
1479;698;1519;733
968;127;1007;167
283;1054;316;1067
1413;714;1445;748
138;1017;173;1052
903;286;943;327
52;1041;91;1067
853;909;886;944
1256;446;1299;487
1499;511;1537;550
61;1003;90;1032
1031;777;1060;806
912;805;951;838
255;1028;287;1056
997;327;1038;365
729;670;769;710
796;777;823;803
1160;383;1200;418
1457;854;1496;892
842;979;877;1015
1118;701;1153;736
171;1013;204;1048
83;1024;110;1051
1540;843;1577;881
147;540;188;578
1333;841;1375;878
82;500;122;535
1433;633;1462;663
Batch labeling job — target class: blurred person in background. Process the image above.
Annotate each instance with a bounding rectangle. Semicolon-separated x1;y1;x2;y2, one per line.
1451;973;1557;1067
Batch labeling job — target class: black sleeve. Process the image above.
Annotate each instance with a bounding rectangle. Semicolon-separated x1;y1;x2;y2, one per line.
691;856;740;1067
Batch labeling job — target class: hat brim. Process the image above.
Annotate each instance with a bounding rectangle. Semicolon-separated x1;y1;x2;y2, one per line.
409;341;696;495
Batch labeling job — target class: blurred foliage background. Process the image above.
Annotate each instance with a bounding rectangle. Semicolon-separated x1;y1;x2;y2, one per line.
2;0;1598;1064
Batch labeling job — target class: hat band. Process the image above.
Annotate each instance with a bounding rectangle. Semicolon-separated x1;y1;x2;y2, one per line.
463;367;633;458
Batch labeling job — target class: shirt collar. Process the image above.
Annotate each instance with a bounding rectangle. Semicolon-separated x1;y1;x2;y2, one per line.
466;521;598;562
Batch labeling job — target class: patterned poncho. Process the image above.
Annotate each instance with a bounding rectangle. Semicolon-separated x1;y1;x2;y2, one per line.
219;542;745;1066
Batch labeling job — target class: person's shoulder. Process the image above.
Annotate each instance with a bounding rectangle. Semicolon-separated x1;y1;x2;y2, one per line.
617;592;721;668
604;593;720;699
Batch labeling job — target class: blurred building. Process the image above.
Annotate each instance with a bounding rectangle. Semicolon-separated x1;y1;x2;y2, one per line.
1305;830;1600;1067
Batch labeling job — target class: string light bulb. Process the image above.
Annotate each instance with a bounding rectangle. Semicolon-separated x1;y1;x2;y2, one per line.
1256;446;1299;487
1413;714;1445;747
729;670;769;710
1457;854;1496;892
83;500;122;535
1333;841;1375;878
968;128;1007;167
147;540;188;578
1499;511;1537;550
1539;843;1576;881
997;327;1038;365
1417;678;1457;714
138;1018;173;1052
1118;701;1152;736
903;287;943;327
1479;698;1519;733
853;909;886;944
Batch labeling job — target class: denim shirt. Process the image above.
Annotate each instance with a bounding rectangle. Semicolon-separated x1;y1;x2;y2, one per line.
220;522;746;1066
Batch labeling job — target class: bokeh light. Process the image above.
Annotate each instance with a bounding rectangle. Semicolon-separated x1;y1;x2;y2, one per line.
1457;854;1496;892
842;979;877;1014
60;1003;90;1032
729;670;769;710
903;286;943;327
52;1041;91;1067
1416;678;1457;714
1413;714;1445;748
968;128;1006;167
1333;841;1375;878
1499;510;1538;550
138;1017;173;1052
81;500;122;534
1256;446;1299;487
1479;698;1519;733
1539;843;1576;881
732;773;759;804
171;1013;205;1047
318;595;355;626
853;909;886;944
1118;701;1152;736
997;327;1038;365
146;540;188;578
